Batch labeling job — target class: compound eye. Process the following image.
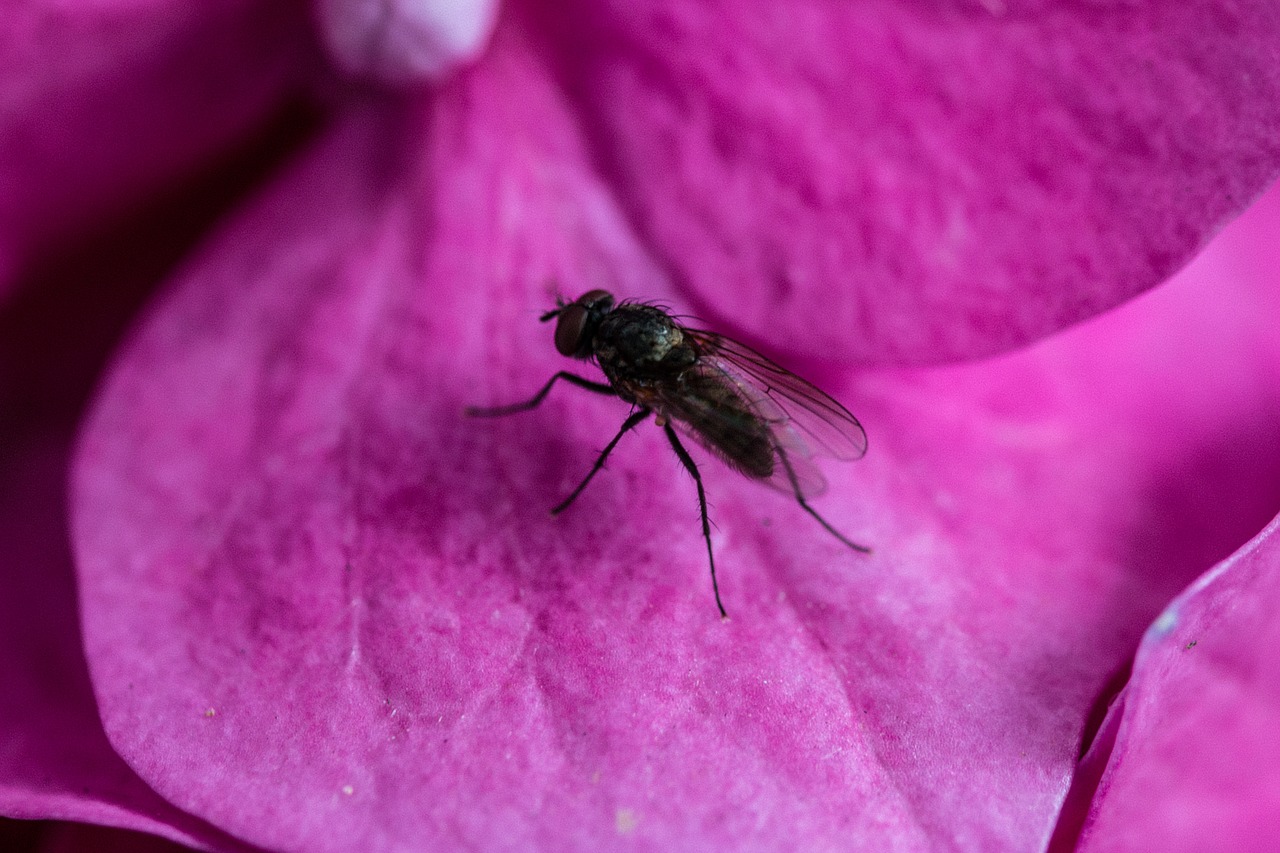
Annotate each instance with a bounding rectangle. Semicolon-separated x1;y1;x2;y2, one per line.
554;303;589;356
577;289;613;310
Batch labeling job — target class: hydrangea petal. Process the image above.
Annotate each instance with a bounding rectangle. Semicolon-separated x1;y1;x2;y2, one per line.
71;10;1280;847
539;0;1280;363
1048;182;1280;852
0;0;312;294
1070;519;1280;852
0;439;256;852
1;110;330;848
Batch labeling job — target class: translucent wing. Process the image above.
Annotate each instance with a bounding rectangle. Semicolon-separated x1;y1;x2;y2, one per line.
654;329;866;499
686;330;866;457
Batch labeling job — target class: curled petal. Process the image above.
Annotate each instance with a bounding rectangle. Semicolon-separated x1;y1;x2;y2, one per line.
1072;517;1280;852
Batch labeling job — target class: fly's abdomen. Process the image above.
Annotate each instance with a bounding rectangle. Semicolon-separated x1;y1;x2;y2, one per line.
669;371;775;480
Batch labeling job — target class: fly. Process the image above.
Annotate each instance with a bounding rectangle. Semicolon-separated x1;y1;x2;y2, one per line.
466;289;870;617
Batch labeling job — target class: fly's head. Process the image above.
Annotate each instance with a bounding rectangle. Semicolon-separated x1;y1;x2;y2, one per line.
541;290;616;360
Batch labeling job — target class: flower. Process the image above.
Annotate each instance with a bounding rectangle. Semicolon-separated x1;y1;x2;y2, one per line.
3;1;1280;850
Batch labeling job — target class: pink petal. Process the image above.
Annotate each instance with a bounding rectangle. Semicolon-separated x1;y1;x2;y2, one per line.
0;440;251;852
316;0;501;84
70;14;1280;849
539;0;1280;363
1070;522;1280;851
0;125;326;849
0;0;314;294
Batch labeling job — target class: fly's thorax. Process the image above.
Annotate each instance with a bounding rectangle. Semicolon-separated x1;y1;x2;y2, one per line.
593;305;696;378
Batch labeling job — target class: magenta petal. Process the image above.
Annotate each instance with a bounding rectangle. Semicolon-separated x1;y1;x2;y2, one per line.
1074;518;1280;852
1;101;314;845
0;437;254;852
71;22;1280;852
542;0;1280;363
0;0;312;292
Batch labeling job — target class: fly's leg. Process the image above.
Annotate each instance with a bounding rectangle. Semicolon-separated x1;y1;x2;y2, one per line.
664;424;728;619
465;372;615;417
777;446;872;554
552;408;651;515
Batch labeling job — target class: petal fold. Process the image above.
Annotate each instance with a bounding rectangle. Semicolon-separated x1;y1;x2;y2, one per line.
0;439;257;852
1074;517;1280;852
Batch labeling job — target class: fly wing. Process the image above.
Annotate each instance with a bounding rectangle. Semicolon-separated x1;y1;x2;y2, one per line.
684;329;867;461
653;330;865;500
652;365;831;499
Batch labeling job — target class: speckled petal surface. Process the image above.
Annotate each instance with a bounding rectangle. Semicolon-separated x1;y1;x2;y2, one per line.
538;0;1280;363
70;12;1280;848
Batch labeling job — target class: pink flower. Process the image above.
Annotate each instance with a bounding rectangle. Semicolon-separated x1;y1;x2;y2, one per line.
3;1;1279;849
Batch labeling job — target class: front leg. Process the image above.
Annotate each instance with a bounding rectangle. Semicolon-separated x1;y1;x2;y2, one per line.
465;371;615;417
552;408;651;514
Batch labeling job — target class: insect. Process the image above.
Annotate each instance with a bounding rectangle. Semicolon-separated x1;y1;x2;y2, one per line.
466;290;870;617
